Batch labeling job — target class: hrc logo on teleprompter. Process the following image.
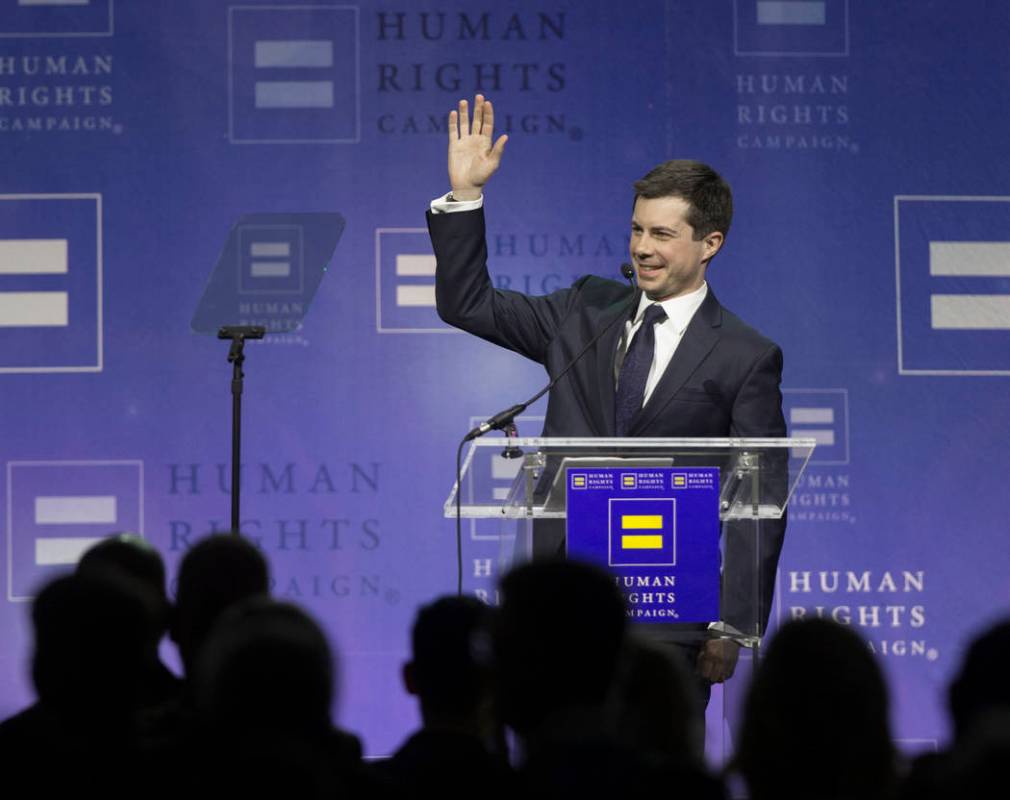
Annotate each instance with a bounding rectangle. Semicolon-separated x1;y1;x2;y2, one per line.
237;224;304;296
6;460;143;602
0;0;113;38
375;228;455;333
0;194;102;373
228;5;360;144
783;388;849;465
734;0;848;57
896;196;1010;375
608;498;676;568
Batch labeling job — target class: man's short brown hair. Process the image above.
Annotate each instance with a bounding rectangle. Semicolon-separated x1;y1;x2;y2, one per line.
633;160;733;241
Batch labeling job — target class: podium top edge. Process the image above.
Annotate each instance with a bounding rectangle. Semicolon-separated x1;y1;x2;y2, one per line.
463;437;816;448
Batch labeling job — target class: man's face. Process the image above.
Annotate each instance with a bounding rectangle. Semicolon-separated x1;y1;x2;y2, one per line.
630;196;723;301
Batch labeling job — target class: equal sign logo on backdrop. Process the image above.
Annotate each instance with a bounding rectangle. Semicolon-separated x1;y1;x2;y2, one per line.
254;39;335;111
228;5;360;144
6;460;143;602
375;228;456;333
33;494;116;566
928;243;1010;330
394;254;437;309
0;0;112;37
734;0;848;56
895;196;1010;375
237;224;303;295
0;238;69;327
783;389;849;464
756;1;826;25
0;194;102;373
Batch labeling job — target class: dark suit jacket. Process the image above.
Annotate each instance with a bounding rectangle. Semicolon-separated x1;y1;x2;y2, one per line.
427;206;786;635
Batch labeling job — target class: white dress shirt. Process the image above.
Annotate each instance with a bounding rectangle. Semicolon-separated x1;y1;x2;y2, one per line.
616;283;709;406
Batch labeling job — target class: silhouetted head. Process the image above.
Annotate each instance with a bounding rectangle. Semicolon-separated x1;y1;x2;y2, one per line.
496;559;626;737
196;598;335;738
31;571;158;725
949;619;1010;740
171;534;269;676
77;532;169;634
403;595;495;726
613;635;703;764
735;618;894;800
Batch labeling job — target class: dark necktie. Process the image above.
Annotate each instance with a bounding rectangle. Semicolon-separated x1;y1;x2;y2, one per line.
615;303;667;436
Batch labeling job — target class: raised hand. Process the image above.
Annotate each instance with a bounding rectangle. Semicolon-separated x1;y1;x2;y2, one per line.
447;94;508;201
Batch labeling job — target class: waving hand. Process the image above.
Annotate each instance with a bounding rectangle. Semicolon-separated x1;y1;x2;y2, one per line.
447;95;508;201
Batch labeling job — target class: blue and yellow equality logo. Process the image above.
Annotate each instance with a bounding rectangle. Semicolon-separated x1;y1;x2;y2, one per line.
608;498;676;567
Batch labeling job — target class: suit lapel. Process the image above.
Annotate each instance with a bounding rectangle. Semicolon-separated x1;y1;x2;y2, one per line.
629;287;723;435
594;289;639;435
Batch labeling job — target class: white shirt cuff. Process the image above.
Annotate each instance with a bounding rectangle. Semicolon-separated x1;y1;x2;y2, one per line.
430;191;484;214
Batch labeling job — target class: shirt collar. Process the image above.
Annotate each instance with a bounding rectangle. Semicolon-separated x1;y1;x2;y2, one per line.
633;282;708;333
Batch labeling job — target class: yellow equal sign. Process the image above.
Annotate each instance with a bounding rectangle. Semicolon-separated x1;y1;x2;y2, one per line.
622;475;636;486
673;474;686;487
621;514;664;549
572;475;586;487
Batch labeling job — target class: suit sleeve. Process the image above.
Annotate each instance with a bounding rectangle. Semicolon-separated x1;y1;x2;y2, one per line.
427;207;578;365
723;343;788;639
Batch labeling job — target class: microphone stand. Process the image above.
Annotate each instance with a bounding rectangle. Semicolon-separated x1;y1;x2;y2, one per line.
218;325;265;535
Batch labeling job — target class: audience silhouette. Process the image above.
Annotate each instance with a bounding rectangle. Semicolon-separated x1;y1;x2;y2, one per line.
186;597;373;798
75;532;182;711
0;569;160;796
1;532;1006;799
902;620;1010;800
379;595;510;796
494;559;722;794
614;634;705;766
734;618;896;800
170;532;270;680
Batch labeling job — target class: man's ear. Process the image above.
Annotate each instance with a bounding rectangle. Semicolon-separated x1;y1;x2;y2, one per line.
703;231;725;263
402;661;418;696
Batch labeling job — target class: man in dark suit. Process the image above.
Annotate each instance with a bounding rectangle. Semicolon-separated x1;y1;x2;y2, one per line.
427;95;787;688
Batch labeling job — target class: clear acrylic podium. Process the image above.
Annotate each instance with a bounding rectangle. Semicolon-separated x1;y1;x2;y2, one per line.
444;436;815;649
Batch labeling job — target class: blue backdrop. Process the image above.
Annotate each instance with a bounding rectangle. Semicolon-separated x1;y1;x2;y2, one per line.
1;0;1008;759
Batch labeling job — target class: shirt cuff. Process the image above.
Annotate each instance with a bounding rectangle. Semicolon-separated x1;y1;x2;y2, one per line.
708;620;756;647
430;191;484;214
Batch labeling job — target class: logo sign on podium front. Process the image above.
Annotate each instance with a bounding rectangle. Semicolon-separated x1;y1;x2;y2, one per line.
566;467;720;623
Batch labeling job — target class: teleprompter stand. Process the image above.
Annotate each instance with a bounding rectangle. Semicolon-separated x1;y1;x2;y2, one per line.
218;325;265;534
191;212;347;535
